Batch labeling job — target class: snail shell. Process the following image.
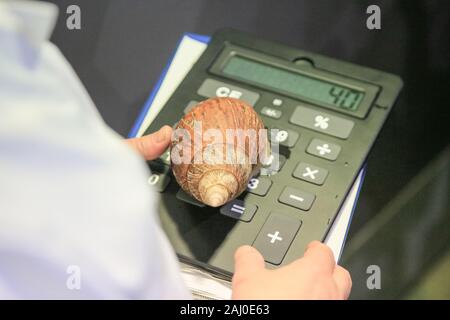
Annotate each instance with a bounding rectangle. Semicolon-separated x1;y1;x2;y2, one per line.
170;97;268;207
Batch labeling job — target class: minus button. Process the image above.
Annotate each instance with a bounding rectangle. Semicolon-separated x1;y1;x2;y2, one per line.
289;194;304;202
278;187;315;211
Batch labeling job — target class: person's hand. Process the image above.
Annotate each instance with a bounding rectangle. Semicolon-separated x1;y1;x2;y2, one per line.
232;241;352;300
125;125;172;160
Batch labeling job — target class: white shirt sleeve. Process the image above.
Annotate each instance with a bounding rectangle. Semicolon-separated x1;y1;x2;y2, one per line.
0;1;190;299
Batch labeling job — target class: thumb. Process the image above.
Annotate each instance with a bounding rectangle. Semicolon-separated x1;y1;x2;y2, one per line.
233;245;265;285
126;125;172;160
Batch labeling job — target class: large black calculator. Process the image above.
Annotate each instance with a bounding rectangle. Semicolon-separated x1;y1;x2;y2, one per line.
144;29;403;277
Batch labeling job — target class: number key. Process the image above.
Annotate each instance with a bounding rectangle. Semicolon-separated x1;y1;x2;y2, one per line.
246;176;272;196
158;149;171;165
269;128;299;148
147;173;170;192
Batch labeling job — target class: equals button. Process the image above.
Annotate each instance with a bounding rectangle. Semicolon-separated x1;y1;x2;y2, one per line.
220;200;257;222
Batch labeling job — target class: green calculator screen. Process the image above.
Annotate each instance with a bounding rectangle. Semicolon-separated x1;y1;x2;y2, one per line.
223;56;365;111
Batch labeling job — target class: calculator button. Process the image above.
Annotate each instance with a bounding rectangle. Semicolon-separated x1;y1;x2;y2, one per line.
272;98;283;106
289;106;354;139
220;200;257;222
147;173;171;192
176;189;205;207
261;107;282;119
197;78;260;106
306;138;341;161
293;162;328;185
278;187;315;211
269;128;299;148
260;154;286;175
246;176;272;196
183;100;198;114
158;149;171;165
253;213;302;265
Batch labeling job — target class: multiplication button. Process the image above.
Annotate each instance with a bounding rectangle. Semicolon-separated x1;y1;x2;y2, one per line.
293;163;328;185
253;213;302;265
278;187;315;211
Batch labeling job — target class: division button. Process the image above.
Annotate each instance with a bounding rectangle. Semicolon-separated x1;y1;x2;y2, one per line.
306;138;341;161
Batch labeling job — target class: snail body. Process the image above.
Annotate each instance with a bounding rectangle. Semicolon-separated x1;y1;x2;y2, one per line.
170;97;267;207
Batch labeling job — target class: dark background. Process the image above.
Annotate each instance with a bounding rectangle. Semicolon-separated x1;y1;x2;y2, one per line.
41;0;449;298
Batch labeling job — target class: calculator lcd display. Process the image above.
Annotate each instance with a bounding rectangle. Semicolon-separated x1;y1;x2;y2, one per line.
223;56;364;111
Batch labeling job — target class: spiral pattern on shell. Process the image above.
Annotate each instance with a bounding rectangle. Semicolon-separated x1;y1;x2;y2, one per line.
170;97;267;207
